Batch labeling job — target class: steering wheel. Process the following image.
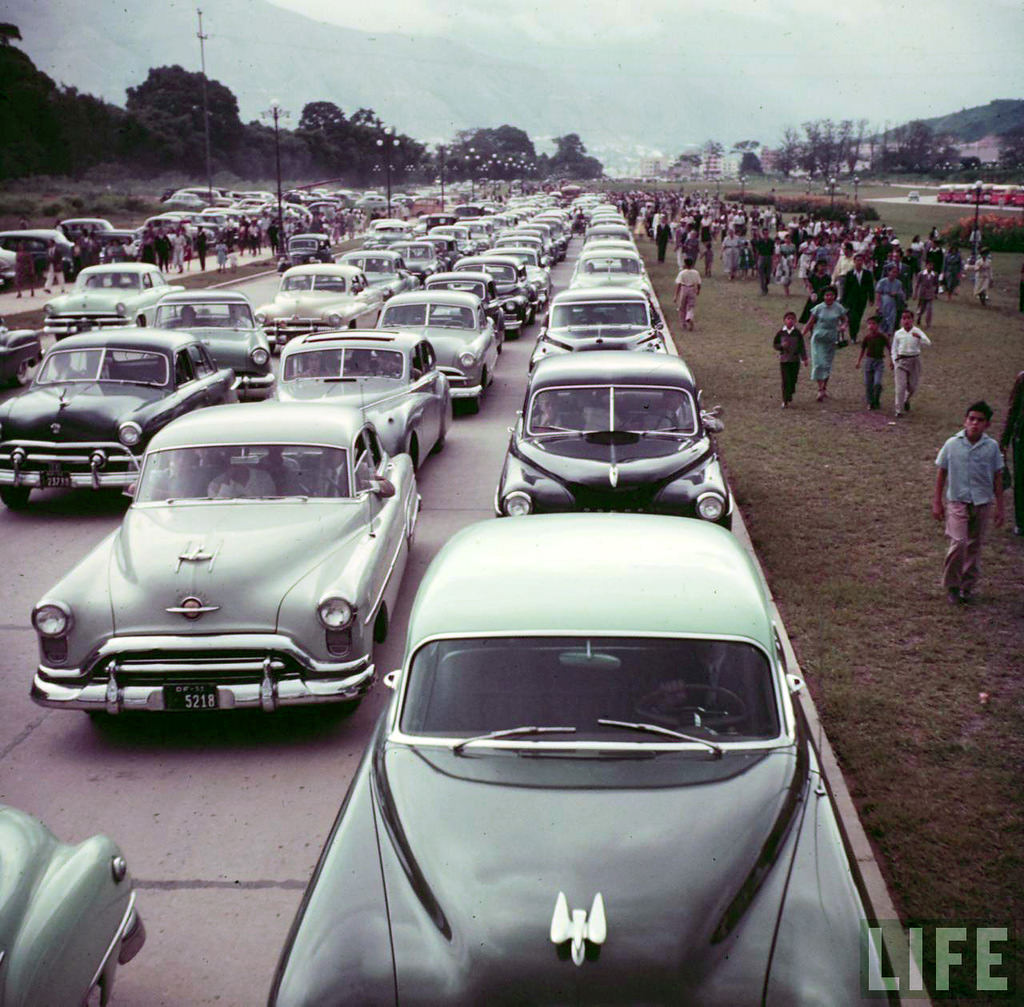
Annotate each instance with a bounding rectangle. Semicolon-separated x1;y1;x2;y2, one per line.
635;680;748;730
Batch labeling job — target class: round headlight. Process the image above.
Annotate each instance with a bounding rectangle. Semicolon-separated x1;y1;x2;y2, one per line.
327;313;343;327
250;347;270;367
44;303;54;317
505;300;517;310
458;350;476;368
317;597;354;629
115;302;127;316
33;602;72;638
503;491;533;517
255;312;267;324
118;421;142;447
696;493;725;522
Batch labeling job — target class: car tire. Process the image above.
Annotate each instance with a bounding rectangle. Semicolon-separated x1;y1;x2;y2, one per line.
0;486;31;510
136;315;147;327
373;604;389;644
431;418;447;455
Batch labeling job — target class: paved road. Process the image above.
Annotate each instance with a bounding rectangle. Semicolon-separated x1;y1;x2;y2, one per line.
0;249;575;1005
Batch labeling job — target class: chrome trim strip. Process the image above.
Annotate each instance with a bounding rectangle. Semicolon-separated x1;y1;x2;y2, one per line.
87;889;137;995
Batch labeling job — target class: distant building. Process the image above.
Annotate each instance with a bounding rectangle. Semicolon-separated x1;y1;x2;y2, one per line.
956;135;1002;164
639;157;666;178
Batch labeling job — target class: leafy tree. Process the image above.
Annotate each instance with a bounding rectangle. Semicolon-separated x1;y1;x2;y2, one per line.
739;151;763;174
0;22;22;45
775;127;802;177
549;133;602;179
998;127;1024;168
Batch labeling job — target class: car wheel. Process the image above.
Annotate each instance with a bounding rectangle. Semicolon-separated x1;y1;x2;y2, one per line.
431;418;447;455
0;486;31;510
527;304;537;325
136;315;147;327
373;604;390;644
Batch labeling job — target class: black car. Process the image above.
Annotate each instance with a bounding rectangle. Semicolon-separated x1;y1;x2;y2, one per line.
453;254;533;337
495;352;731;526
421;235;459;272
278;233;333;272
0;319;42;388
0;329;235;509
425;271;506;346
0;230;75;278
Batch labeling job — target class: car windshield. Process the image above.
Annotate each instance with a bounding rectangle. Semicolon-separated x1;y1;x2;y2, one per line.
282;347;404;380
36;347;169;386
400;245;431;259
528;386;695;434
352;257;393;274
478;263;516;283
581;256;641;275
78;272;141;291
156;302;254;329
137;444;351;502
551;301;650;328
400;636;779;743
282;274;348;293
432;280;485;298
289;239;318;251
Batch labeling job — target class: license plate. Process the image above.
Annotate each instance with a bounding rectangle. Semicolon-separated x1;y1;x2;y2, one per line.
39;470;72;489
164;683;219;711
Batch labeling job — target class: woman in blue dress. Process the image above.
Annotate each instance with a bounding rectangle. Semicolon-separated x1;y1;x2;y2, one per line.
874;263;906;335
801;286;848;402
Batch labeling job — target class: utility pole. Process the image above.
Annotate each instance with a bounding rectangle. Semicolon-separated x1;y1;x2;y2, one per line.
196;8;214;203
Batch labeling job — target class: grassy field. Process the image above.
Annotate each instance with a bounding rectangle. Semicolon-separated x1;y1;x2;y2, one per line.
640;209;1023;998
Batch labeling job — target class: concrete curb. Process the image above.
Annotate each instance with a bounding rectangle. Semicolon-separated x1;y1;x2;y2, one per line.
651;273;925;1005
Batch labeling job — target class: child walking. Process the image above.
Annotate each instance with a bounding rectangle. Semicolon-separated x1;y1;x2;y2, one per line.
772;310;808;408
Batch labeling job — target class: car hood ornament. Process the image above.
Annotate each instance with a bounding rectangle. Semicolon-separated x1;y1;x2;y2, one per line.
549;891;606;966
175;541;219;572
608;464;619;488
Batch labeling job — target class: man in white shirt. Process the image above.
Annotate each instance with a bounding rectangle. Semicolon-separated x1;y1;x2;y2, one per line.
890;310;932;417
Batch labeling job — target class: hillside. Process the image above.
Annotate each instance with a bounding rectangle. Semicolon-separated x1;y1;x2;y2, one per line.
914;99;1024;142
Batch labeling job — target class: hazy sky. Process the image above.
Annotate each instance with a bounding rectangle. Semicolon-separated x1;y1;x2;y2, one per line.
271;0;1024;128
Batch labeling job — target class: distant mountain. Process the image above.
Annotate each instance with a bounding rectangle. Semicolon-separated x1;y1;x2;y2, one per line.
3;0;775;152
912;100;1024;142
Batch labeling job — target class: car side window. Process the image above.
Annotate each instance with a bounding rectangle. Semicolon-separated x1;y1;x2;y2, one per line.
352;433;374;493
187;344;214;377
174;349;196;386
142;273;154;289
422;342;436;371
410;345;424;381
199;344;217;373
365;428;384;470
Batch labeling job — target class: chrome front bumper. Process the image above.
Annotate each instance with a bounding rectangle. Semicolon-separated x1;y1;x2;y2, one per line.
32;633;376;713
449;384;483;400
0;440;141;490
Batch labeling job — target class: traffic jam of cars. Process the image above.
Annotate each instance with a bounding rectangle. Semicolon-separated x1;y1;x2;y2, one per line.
0;189;871;1005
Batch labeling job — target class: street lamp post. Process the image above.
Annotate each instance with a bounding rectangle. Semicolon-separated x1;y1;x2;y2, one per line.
971;179;984;258
261;99;290;253
376;128;399;218
437;145;446;211
853;175;860;204
739;174;746;203
829;176;837;211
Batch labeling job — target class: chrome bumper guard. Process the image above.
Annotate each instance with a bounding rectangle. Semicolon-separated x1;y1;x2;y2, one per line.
44;316;131;337
32;633;375;713
0;440;141;490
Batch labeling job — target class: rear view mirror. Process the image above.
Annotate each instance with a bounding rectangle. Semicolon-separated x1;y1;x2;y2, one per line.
371;477;396;499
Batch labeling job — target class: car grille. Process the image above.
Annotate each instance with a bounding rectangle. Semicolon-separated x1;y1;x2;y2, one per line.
89;647;305;685
44;314;131;337
438;366;469;387
0;441;140;479
268;319;337;341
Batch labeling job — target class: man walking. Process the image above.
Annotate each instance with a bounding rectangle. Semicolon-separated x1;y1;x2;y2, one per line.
753;229;774;296
891;310;931;417
933;401;1005;603
655;218;672;263
841;252;874;343
913;258;940;327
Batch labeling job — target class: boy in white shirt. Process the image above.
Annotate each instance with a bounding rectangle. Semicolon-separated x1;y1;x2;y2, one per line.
890;310;932;418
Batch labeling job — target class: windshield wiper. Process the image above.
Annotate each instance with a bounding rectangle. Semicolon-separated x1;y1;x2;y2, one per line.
452;725;577;755
597;719;722;758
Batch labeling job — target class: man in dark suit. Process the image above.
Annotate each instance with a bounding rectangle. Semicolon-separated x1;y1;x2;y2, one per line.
841;252;875;343
655;219;672;263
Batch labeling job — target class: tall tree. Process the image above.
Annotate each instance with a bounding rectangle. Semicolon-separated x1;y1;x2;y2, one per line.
549;133;602;179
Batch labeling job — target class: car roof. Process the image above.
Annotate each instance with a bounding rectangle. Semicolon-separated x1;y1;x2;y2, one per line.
384;290;481;308
147;402;368;452
0;229;69;242
289;232;329;240
157;290;252;305
340;249;402;261
529;351;695;389
427;271;491;286
551;285;649;303
284;328;420;352
406;515;773;645
282;263;362;277
78;263;159;274
456;254;521;267
48;326;196;354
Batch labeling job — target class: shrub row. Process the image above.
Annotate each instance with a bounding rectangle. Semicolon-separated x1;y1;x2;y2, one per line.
722;191;774;205
721;191;880;222
941;214;1024;253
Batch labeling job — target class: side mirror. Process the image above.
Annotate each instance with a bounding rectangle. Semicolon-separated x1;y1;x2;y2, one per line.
703;415;725;433
383;669;401;690
123;482;137;499
371;476;396;499
654;318;664;329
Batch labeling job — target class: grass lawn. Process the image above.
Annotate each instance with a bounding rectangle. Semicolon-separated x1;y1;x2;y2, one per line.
640;208;1023;997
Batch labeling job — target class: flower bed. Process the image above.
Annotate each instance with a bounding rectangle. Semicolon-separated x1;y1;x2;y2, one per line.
941;214;1024;252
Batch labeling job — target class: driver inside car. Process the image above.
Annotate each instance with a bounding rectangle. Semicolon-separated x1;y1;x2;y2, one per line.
206;449;277;499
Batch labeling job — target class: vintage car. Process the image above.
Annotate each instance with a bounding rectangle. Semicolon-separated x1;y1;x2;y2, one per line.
254;264;384;349
43;263;184;338
515;222;563;262
278;232;334;272
584;222;635;245
496;353;731;526
0;802;145;1004
337;250;418;300
388;240;441;282
57;216;116;240
153;290;275;400
570;245;653;295
276;330;451;466
29;402;419;716
0;229;75;279
429;225;481;258
493;232;552;268
453;254;533;335
0;247;15;288
530;286;667;371
420;234;459;272
0;317;42;387
486;244;553;308
269;514;869;1005
378;291;498;414
0;329;235;509
424;270;507;346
